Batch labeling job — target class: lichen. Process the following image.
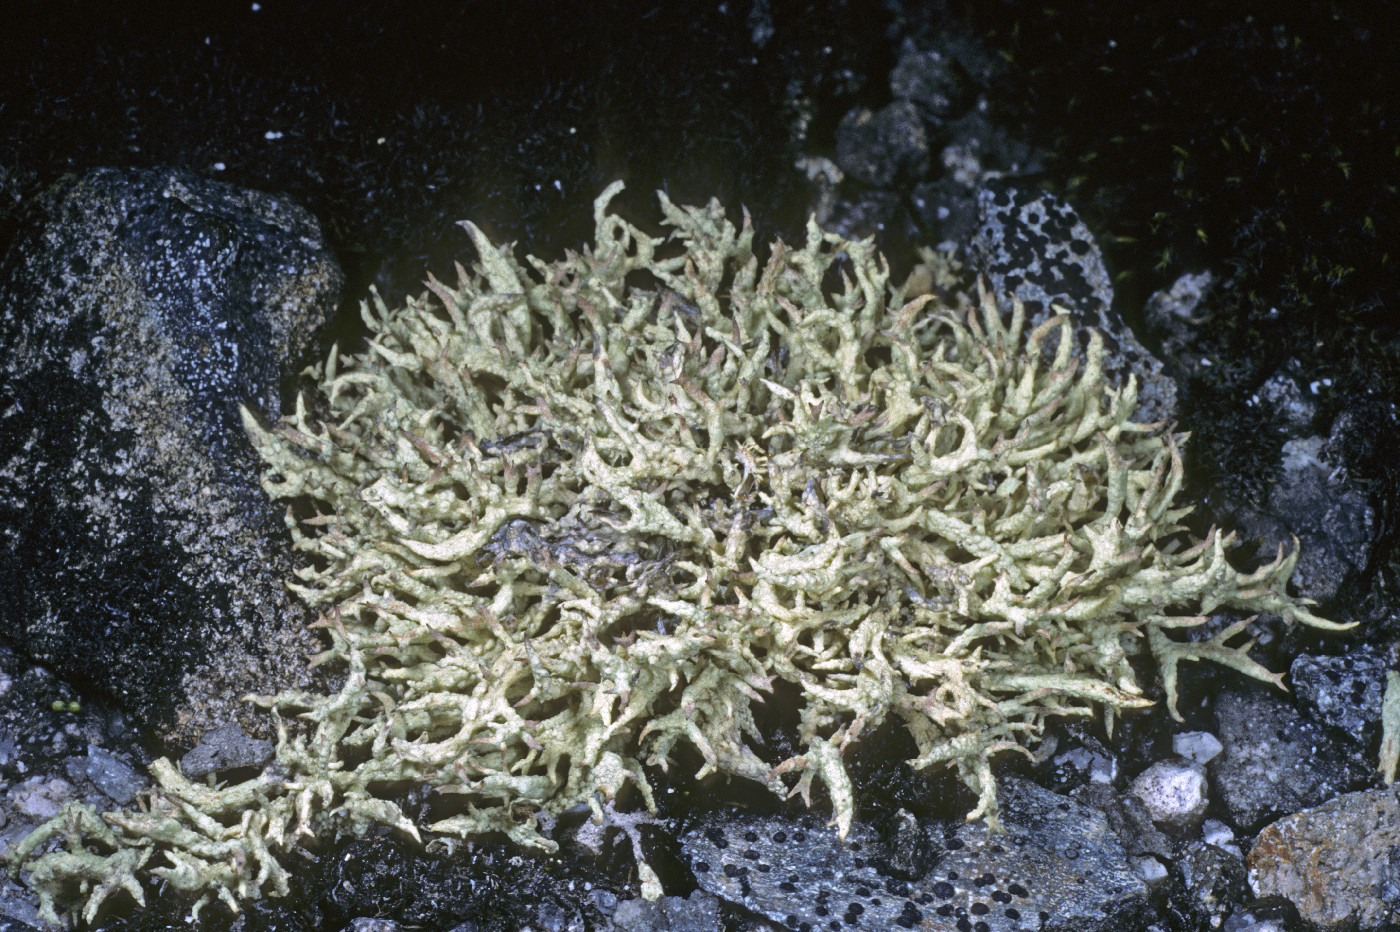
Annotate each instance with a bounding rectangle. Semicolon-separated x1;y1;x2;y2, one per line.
8;182;1347;925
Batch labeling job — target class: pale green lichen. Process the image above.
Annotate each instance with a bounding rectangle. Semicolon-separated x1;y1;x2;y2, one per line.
9;182;1348;925
1380;670;1400;784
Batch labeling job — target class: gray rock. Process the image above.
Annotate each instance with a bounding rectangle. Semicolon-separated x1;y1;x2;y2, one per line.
1142;270;1217;387
1202;820;1243;861
970;182;1178;425
1256;364;1317;433
5;776;74;821
834;100;930;188
0;166;339;744
1210;688;1371;833
684;777;1146;931
180;722;275;779
529;901;581;932
1172;731;1224;766
1220;915;1288;932
1247;784;1400;931
1132;855;1168;892
1048;732;1120;789
1074;782;1175;866
612;891;722;932
1291;645;1390;740
890;41;969;122
0;869;46;930
64;744;144;805
1224;433;1374;606
341;920;402;932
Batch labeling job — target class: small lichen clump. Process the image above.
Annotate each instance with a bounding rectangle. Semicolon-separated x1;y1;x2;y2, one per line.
11;184;1344;925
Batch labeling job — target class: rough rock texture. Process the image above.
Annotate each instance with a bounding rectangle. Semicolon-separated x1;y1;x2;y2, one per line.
970;182;1177;425
1210;688;1372;833
888;40;973;123
612;891;722;932
0;166;338;744
1169;840;1248;932
1247;785;1400;932
1128;759;1209;832
0;647;146;929
835;100;931;188
179;723;275;780
1291;645;1391;741
684;777;1147;932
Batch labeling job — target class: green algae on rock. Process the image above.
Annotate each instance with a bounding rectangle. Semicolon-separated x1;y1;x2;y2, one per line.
8;182;1346;925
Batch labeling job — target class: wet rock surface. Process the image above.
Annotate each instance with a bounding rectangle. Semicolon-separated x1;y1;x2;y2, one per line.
683;777;1147;932
0;166;337;743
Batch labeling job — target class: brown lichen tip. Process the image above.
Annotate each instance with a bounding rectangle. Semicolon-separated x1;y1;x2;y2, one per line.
9;182;1344;924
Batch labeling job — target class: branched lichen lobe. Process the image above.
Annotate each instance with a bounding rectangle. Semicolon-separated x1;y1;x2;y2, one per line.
10;183;1346;925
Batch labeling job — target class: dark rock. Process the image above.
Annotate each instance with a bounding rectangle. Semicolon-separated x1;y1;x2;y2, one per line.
1142;270;1217;388
317;834;590;932
834;100;931;188
1073;782;1175;867
817;187;910;243
881;808;933;881
1247;785;1400;931
906;109;1044;249
1169;839;1247;932
0;644;150;932
0;917;44;932
0;166;338;744
684;776;1147;932
890;41;970;123
1326;399;1400;498
0;645;137;778
1223;432;1375;606
909;176;983;247
1291;645;1390;741
1255;363;1318;434
970;182;1177;424
1210;689;1371;833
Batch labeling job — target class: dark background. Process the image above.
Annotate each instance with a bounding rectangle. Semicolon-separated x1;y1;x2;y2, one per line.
3;0;1396;337
0;0;893;306
3;0;1396;408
